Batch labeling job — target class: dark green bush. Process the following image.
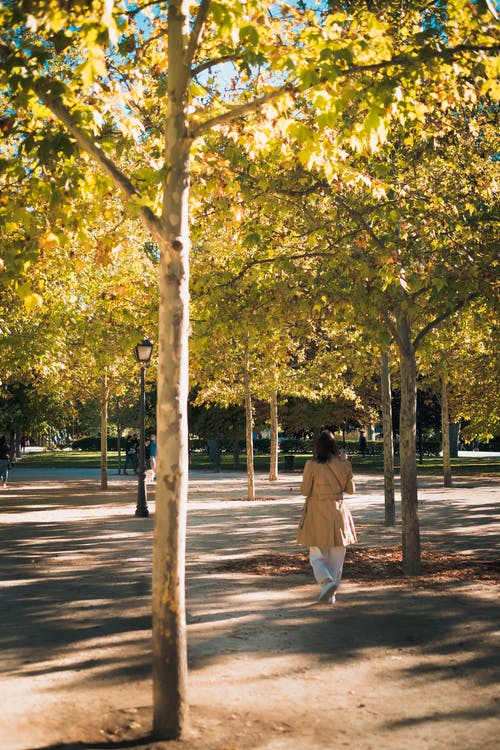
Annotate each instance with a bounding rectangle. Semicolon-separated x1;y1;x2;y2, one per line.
72;436;128;451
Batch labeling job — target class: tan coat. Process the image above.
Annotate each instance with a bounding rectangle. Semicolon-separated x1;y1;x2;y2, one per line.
297;457;357;548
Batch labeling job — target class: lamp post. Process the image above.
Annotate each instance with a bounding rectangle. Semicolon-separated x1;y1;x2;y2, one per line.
134;338;153;517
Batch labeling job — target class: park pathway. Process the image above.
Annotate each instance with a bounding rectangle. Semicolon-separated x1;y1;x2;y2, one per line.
0;465;498;750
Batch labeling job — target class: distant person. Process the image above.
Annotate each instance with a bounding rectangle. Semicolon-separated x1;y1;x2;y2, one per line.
124;434;138;474
149;434;157;481
394;433;400;454
0;435;11;487
207;438;221;472
297;430;357;604
358;430;367;459
144;438;152;480
20;435;28;453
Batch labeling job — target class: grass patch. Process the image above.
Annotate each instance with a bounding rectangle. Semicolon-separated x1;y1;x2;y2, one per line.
17;451;120;469
16;449;500;477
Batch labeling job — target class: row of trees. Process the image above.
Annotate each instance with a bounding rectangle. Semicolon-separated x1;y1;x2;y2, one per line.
1;0;498;739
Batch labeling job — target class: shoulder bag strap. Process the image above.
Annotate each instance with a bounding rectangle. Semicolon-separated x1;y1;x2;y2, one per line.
326;461;348;495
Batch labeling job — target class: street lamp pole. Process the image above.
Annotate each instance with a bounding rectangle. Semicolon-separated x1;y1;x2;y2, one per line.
134;338;153;517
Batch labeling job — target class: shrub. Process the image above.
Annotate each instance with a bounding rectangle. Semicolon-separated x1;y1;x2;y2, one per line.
71;436;128;451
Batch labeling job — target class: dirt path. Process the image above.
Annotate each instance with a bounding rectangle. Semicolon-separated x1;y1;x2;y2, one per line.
0;469;499;750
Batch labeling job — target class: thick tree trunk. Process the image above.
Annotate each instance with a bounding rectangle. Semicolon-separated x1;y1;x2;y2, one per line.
100;375;108;490
441;376;452;487
381;350;395;526
244;337;255;501
152;0;190;739
397;315;421;575
269;389;278;481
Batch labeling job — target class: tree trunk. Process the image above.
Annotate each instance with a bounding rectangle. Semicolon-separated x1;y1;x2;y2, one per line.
449;422;460;458
100;374;109;490
244;336;255;501
116;398;123;474
381;349;395;526
441;376;452;487
152;0;190;738
269;389;278;481
397;314;421;575
117;426;122;474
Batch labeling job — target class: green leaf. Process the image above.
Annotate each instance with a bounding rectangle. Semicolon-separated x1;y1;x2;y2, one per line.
239;25;260;48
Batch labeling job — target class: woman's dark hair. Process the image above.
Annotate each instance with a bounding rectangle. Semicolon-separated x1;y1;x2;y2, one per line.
314;430;340;463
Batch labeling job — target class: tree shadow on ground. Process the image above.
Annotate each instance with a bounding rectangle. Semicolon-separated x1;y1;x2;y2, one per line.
2;482;499;676
2;478;499;750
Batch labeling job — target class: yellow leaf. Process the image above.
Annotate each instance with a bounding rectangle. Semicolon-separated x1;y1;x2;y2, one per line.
23;293;44;312
39;231;60;250
481;79;500;99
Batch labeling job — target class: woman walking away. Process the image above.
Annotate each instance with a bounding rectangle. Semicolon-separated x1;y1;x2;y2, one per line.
297;430;357;604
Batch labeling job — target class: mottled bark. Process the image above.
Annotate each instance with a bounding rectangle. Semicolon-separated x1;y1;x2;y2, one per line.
152;0;190;739
381;350;395;526
269;389;278;481
441;376;452;487
449;422;460;459
100;374;108;490
397;314;421;574
244;337;256;501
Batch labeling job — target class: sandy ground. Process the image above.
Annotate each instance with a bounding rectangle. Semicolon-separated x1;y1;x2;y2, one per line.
0;466;499;750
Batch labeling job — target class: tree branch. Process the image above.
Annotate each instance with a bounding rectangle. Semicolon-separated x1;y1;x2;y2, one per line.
31;80;164;242
186;0;211;70
126;0;162;18
190;84;292;139
192;54;241;77
333;43;500;78
380;310;402;350
413;295;477;349
336;196;386;251
210;236;364;288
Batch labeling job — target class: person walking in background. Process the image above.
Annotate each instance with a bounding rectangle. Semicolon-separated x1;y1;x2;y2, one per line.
0;435;11;487
358;430;367;459
207;438;221;472
297;430;357;604
394;433;400;454
149;434;157;481
144;438;152;482
124;434;139;474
